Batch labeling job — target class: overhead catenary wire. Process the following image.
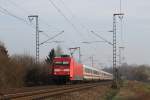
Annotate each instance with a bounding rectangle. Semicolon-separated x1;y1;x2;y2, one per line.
91;31;113;46
0;6;40;39
40;30;64;45
48;0;85;40
39;19;60;32
59;0;93;39
0;6;29;25
6;0;29;14
5;0;88;42
0;6;46;38
0;4;41;33
0;4;63;44
4;0;60;38
40;31;50;37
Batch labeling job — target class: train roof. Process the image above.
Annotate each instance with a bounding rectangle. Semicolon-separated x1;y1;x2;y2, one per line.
83;64;99;71
83;64;112;75
100;70;112;75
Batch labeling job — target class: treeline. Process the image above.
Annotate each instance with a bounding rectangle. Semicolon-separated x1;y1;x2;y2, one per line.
12;55;51;86
104;63;150;82
0;42;64;89
0;42;52;89
1;40;150;89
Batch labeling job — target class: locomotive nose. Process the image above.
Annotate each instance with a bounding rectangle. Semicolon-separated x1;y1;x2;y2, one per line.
54;66;70;75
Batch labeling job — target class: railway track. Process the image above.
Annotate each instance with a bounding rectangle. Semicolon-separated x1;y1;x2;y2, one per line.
0;85;68;95
0;82;111;100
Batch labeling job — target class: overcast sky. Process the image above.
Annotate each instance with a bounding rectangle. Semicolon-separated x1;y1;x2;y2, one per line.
0;0;150;67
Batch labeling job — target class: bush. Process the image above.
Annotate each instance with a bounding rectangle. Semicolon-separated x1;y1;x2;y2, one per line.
0;41;52;88
104;64;150;82
0;43;24;89
11;55;51;86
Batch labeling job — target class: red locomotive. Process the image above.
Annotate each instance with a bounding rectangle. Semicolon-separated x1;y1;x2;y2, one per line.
50;55;113;84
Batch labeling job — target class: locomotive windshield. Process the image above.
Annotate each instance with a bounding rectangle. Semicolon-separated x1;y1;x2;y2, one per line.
54;61;69;66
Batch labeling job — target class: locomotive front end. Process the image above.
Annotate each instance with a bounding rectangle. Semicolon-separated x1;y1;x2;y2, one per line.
52;56;71;84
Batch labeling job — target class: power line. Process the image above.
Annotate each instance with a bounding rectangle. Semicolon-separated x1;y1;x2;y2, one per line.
0;3;60;41
40;31;50;37
39;19;60;32
0;4;39;32
0;6;29;24
0;5;60;44
59;0;93;39
6;0;29;14
4;0;59;38
91;31;113;46
5;0;85;41
48;0;84;39
40;30;64;45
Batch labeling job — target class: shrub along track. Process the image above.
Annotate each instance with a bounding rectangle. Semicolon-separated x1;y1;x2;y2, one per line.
0;81;111;100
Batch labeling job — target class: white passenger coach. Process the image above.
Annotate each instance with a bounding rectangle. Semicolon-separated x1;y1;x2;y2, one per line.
83;65;113;81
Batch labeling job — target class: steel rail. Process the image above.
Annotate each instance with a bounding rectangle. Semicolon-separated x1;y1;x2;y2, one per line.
0;82;111;100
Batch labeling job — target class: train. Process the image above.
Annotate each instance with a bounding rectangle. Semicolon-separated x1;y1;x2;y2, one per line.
50;55;113;84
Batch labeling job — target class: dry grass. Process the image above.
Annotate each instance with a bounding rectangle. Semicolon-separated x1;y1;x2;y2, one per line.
114;81;150;100
47;81;150;100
